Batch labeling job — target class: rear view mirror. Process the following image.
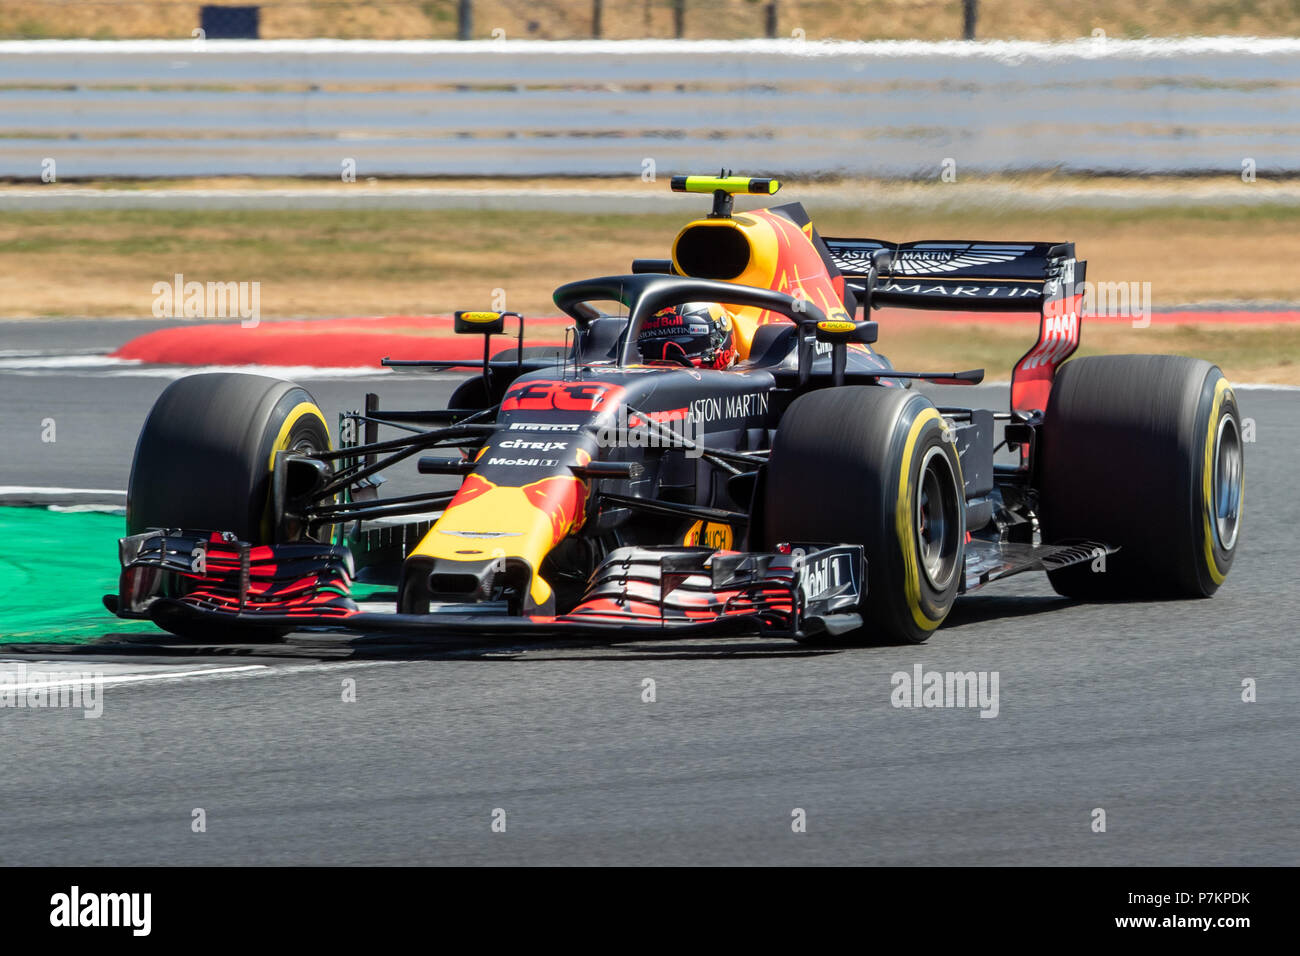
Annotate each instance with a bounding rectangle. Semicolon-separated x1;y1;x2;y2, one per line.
454;310;507;335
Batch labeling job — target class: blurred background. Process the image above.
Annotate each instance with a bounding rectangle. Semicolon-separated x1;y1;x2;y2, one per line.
1;1;1297;382
1;2;1294;862
3;0;1300;41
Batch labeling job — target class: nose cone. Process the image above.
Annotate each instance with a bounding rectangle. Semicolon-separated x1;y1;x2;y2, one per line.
405;471;588;613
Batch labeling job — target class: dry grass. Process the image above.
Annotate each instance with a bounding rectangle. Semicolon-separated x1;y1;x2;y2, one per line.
0;204;1294;316
4;0;1300;41
6;202;1297;315
0;207;670;317
1;200;1298;381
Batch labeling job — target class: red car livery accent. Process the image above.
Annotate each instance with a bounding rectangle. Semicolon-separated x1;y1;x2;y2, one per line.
447;472;495;508
501;380;626;413
523;475;588;546
1011;290;1083;414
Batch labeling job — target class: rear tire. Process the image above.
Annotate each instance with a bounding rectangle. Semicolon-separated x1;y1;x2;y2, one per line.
763;387;965;644
1038;355;1243;598
491;344;570;364
451;345;571;408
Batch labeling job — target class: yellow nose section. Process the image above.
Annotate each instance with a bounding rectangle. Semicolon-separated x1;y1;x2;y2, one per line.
408;474;587;608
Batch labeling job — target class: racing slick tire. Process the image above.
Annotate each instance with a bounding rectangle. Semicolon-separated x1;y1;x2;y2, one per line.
491;344;570;364
1038;355;1243;599
450;345;571;408
127;373;332;639
763;386;965;644
128;372;331;541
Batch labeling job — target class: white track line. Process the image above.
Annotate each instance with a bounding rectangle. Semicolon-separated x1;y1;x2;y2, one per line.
0;664;267;691
0;486;125;496
0;659;410;693
9;186;1300;212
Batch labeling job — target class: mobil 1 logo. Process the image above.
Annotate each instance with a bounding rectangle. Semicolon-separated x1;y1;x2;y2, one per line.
789;545;863;604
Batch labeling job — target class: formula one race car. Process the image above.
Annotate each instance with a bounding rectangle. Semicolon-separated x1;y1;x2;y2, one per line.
107;175;1244;644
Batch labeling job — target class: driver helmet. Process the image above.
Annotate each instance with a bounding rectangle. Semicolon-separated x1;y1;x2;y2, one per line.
637;302;737;369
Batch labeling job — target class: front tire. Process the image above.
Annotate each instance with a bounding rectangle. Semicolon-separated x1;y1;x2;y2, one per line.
763;387;965;644
128;372;331;543
126;373;332;640
1038;355;1243;598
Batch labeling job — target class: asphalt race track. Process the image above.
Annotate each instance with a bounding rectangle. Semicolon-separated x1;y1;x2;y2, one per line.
0;320;1296;865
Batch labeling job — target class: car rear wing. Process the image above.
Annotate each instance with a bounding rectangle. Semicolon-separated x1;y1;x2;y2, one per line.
823;238;1082;312
823;237;1087;415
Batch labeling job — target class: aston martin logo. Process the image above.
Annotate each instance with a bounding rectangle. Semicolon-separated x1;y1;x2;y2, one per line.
829;246;1026;276
888;250;1022;275
830;251;880;274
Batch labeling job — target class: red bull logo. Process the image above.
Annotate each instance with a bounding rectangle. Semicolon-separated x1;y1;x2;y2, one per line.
447;472;495;508
523;475;588;547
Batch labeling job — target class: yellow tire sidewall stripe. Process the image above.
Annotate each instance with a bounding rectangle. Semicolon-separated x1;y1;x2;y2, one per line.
263;400;330;543
268;401;331;472
895;406;947;633
1200;377;1233;586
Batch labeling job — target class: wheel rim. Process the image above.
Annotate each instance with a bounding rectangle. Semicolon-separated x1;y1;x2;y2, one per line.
284;428;328;542
1212;413;1243;551
916;445;962;591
